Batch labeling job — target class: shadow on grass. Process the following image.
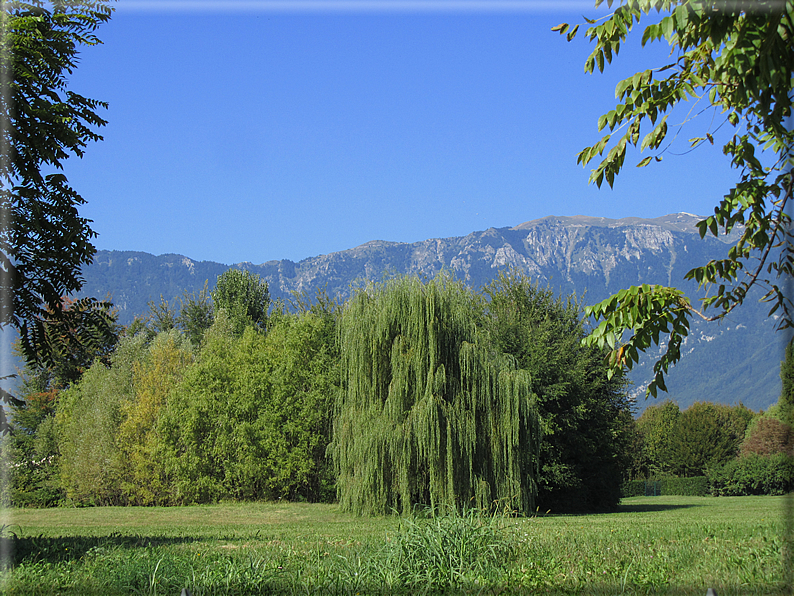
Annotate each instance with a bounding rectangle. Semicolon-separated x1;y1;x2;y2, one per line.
0;533;199;567
616;502;702;513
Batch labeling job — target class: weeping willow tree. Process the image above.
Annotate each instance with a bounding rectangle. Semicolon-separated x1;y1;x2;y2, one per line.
332;275;540;516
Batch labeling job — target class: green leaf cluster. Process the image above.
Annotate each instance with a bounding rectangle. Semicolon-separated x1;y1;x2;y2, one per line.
1;1;115;374
634;400;753;477
708;452;794;495
210;269;270;336
561;1;794;395
158;310;337;504
10;274;631;512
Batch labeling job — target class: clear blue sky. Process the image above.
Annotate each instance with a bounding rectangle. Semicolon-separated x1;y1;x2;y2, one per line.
63;0;738;266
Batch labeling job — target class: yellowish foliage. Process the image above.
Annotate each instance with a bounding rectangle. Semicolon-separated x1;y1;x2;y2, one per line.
117;331;193;505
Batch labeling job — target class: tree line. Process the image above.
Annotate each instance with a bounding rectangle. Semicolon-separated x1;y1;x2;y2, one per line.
5;269;634;513
625;358;794;495
7;268;791;513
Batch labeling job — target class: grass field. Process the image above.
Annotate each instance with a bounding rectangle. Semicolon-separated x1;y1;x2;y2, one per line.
0;495;790;595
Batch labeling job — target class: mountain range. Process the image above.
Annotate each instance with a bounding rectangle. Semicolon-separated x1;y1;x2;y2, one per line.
77;213;784;414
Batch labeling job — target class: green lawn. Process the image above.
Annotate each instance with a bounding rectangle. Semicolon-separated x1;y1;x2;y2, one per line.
0;495;790;595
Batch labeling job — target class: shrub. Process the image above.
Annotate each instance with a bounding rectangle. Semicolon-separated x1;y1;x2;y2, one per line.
708;453;794;496
659;476;708;496
621;479;646;497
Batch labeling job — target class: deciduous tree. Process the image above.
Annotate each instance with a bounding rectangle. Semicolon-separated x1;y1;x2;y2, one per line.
636;400;680;475
482;270;632;511
741;416;793;457
157;310;337;504
331;275;541;516
116;330;193;505
557;1;794;396
667;401;737;476
1;1;115;383
56;334;147;505
177;282;214;346
210;269;269;336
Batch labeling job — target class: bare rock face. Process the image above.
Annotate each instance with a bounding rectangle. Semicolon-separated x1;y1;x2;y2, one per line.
80;213;779;412
238;213;725;306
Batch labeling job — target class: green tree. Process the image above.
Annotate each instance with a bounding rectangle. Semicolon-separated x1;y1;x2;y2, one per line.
636;400;681;475
482;270;632;511
557;1;794;396
0;1;115;381
56;334;147;505
27;295;120;390
157;309;337;504
331;275;540;516
713;402;755;450
177;282;214;346
779;339;794;426
668;402;737;476
116;330;193;505
6;376;61;506
211;269;269;336
259;310;339;502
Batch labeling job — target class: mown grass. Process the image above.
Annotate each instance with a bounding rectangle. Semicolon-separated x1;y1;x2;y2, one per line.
0;495;789;595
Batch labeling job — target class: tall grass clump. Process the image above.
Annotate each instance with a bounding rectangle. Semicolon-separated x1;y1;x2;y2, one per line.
380;506;518;590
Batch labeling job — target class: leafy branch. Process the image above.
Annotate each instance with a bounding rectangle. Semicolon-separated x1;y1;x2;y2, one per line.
558;0;793;395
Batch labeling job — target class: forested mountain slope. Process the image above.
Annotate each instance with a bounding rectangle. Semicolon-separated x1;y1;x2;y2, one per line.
78;213;782;413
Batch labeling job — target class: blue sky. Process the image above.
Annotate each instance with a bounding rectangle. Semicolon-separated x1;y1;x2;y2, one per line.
63;0;738;265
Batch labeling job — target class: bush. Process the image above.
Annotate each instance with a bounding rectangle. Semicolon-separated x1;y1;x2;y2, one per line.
621;476;708;497
708;453;794;496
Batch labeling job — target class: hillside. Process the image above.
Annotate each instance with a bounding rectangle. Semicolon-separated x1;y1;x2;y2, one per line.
78;213;782;413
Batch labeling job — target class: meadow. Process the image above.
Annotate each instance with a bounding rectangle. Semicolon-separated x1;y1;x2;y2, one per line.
0;495;789;595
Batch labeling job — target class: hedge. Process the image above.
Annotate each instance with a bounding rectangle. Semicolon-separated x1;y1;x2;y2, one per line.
621;476;708;497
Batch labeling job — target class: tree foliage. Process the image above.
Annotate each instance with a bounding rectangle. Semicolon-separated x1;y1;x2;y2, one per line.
0;1;115;376
331;275;540;516
667;401;740;476
779;338;794;425
56;334;147;505
636;400;754;477
157;310;337;504
5;375;61;506
558;1;794;396
27;295;120;389
740;416;793;458
128;285;214;348
116;330;193;505
636;400;681;475
482;270;632;511
177;282;214;346
210;269;269;336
